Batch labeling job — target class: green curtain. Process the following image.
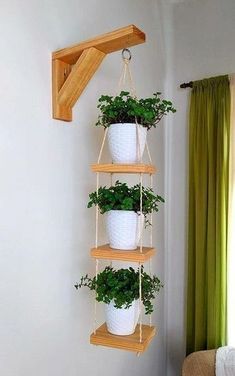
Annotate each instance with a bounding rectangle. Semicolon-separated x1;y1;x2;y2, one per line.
187;75;231;354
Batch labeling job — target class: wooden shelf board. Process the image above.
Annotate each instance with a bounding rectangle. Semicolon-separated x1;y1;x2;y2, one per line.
53;25;145;65
90;323;156;353
91;163;156;174
91;244;155;262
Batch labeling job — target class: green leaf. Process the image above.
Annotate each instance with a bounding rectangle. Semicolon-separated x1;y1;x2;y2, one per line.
95;91;176;129
87;180;164;225
75;266;163;315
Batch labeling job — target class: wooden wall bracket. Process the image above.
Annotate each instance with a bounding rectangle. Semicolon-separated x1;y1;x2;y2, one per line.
52;25;146;121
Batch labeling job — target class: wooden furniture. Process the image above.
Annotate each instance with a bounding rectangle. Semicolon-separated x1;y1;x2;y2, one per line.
65;24;159;353
91;244;155;263
52;25;145;121
90;161;157;353
90;323;156;353
91;163;156;174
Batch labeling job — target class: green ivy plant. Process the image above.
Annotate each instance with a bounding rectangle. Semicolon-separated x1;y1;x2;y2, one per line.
88;181;164;223
96;91;176;130
75;266;163;315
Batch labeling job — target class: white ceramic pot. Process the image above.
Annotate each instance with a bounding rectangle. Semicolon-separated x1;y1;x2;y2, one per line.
106;210;144;250
105;300;140;335
107;123;147;163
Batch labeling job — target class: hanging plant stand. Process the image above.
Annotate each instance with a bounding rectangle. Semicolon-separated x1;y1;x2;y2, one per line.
73;41;169;355
90;323;156;353
87;59;159;353
89;161;157;352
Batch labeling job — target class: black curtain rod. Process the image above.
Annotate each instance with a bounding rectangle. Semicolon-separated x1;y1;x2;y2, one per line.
180;81;193;89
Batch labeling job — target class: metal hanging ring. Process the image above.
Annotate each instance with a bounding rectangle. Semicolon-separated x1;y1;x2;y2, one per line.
122;48;132;61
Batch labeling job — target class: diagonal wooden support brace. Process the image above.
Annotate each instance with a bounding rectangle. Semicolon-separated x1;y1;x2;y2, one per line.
58;48;105;109
53;48;105;121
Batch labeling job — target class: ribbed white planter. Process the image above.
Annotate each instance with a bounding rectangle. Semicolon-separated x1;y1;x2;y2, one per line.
105;300;140;335
107;123;147;163
106;210;144;250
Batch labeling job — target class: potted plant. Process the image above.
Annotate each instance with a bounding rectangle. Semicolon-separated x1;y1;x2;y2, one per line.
96;91;176;163
88;180;164;250
75;266;163;335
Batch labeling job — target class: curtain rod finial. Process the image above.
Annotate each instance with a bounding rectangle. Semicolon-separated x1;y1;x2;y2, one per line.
180;81;193;89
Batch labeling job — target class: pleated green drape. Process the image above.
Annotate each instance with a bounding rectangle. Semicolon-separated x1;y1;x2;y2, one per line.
187;75;231;354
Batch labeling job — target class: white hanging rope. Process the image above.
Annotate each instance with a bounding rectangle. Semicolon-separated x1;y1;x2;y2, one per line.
97;128;108;164
150;174;153;248
139;172;143;253
146;140;153;165
139;172;143;343
94;259;99;334
149;173;153;327
139;263;143;343
119;50;153;168
109;173;113;268
117;53;137;98
94;174;99;332
149;258;152;327
95;173;99;249
126;61;137;98
117;58;126;93
136;120;142;164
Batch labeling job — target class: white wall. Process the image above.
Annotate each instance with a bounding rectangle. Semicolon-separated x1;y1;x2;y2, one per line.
164;0;235;375
0;1;168;375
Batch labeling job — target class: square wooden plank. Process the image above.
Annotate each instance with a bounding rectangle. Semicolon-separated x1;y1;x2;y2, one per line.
90;323;156;353
91;163;156;174
91;244;155;262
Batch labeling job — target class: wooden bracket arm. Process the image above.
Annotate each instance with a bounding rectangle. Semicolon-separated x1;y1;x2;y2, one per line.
52;25;145;121
58;48;105;109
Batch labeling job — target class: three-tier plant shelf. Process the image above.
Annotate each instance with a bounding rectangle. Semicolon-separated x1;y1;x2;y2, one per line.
90;163;157;353
52;25;159;354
